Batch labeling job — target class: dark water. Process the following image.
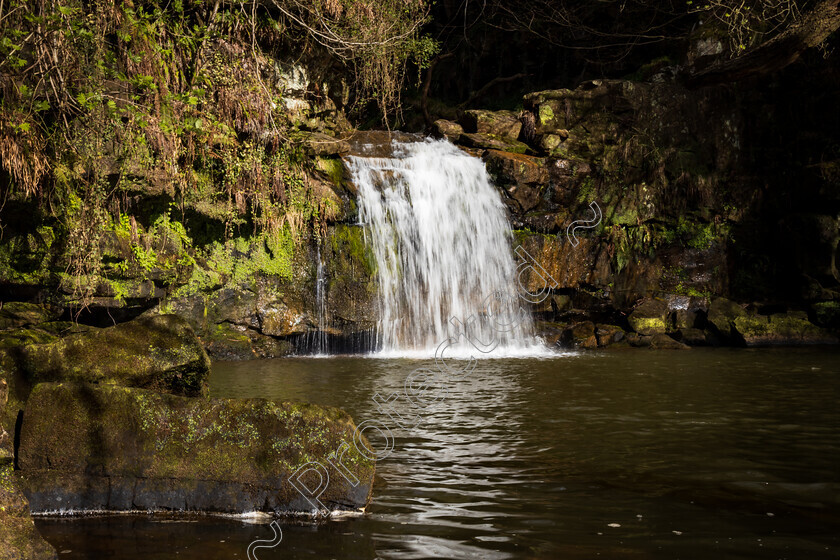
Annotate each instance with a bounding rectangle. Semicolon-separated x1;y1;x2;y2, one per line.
37;348;840;559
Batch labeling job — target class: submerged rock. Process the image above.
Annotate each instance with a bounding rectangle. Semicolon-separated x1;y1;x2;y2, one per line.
18;382;374;515
0;463;57;560
1;314;210;398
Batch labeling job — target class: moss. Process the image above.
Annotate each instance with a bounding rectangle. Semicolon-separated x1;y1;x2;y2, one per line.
7;314;210;398
630;317;667;333
21;382;375;509
330;224;376;276
0;329;58;349
316;157;346;188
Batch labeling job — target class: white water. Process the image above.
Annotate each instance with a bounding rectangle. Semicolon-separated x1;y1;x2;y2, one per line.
347;138;547;358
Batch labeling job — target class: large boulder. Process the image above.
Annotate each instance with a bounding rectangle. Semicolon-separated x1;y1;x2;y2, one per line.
18;383;375;515
0;463;57;560
1;314;210;398
628;298;670;335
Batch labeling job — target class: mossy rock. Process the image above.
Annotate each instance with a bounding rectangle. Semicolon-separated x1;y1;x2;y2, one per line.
457;132;529;155
1;314;210;398
628;298;669;335
733;312;838;346
706;298;747;340
0;303;61;331
460;110;522;142
0;462;58;560
18;382;374;515
483;150;547;185
0;329;59;350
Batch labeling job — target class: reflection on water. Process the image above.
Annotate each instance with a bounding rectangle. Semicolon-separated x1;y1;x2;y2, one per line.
37;348;840;559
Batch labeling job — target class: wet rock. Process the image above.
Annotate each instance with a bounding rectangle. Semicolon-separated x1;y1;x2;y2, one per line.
460;110;522;142
458;133;529;154
534;321;567;346
649;333;690;350
563;321;598;349
673;308;700;330
707;298;747;340
595;324;625;347
201;322;293;361
1;314;210;398
628;298;670;335
431;119;463;140
675;327;709;346
259;298;309;337
18;382;374;515
625;332;652;347
732;311;838;346
0;463;58;560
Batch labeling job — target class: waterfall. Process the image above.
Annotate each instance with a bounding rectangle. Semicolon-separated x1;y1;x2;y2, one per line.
347;138;545;357
299;243;329;356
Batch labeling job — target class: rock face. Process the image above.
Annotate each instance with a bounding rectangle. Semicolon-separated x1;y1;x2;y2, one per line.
2;315;210;398
0;463;57;560
18;383;374;515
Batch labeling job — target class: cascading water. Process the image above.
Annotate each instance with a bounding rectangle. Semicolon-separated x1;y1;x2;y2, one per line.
347;137;545;357
299;243;329;356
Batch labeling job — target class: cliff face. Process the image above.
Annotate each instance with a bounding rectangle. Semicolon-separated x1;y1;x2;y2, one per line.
1;5;838;355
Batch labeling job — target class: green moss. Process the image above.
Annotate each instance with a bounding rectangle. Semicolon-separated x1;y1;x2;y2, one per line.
538;104;555;126
630;317;667;333
316;157;345;187
330;224;376;276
